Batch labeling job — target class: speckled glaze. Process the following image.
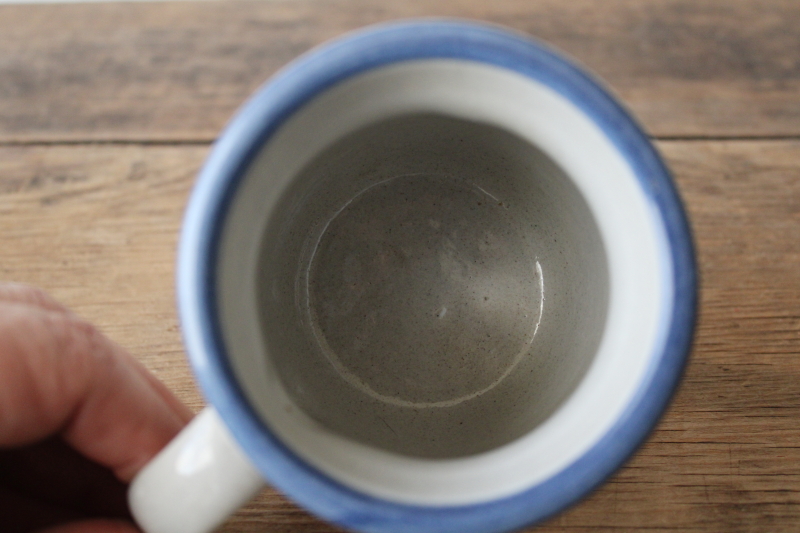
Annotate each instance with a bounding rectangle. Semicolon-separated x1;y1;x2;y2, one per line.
257;113;606;459
129;19;696;533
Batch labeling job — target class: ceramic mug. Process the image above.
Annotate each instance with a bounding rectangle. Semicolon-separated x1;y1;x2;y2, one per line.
129;20;697;533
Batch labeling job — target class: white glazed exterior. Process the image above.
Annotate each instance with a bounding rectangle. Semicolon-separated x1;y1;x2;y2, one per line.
129;409;263;533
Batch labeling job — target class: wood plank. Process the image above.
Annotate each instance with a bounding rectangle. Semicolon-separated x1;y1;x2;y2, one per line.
0;144;207;409
0;0;799;142
0;139;799;530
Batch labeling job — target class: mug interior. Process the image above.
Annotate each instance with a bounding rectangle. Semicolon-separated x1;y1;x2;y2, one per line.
214;59;667;505
257;113;607;458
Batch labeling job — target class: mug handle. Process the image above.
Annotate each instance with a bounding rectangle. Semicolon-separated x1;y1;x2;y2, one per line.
128;407;265;533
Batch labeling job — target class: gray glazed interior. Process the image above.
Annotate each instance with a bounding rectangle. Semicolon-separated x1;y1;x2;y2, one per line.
255;113;608;458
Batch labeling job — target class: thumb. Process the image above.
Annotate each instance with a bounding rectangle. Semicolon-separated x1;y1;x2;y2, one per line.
0;285;193;481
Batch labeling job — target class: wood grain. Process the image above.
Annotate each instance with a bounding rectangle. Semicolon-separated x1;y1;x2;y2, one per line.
0;145;206;409
0;0;799;143
2;0;799;530
1;139;798;531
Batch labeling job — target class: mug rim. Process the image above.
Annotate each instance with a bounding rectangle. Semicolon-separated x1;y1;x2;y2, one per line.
178;19;697;533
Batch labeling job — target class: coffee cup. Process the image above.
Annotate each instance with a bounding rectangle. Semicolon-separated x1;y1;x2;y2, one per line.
129;20;697;533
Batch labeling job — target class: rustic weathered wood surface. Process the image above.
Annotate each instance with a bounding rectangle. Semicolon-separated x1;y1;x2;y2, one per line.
1;0;799;142
0;0;799;532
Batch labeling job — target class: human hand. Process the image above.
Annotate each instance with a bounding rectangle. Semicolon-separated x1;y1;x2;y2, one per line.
0;283;194;533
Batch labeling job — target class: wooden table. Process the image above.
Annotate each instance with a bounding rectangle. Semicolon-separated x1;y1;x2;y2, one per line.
1;1;799;531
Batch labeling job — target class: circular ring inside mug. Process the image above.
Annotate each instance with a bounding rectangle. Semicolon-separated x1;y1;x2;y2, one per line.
305;173;545;410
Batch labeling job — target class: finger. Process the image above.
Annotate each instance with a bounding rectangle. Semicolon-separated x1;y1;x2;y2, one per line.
0;302;190;481
0;282;72;314
116;349;195;428
0;283;194;425
35;519;139;533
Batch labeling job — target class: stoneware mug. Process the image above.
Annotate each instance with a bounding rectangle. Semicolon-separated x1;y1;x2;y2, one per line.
129;20;697;533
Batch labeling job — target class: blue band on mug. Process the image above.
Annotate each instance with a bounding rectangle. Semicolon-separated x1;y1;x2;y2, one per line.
178;20;697;533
